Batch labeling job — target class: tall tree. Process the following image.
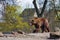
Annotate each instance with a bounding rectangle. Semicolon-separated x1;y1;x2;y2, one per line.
52;0;60;20
39;0;47;17
4;4;30;31
33;0;48;17
33;0;40;17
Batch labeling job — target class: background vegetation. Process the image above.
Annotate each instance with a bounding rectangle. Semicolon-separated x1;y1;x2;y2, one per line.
0;4;35;33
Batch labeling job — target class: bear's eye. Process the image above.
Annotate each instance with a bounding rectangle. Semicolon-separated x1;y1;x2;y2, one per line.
32;20;34;22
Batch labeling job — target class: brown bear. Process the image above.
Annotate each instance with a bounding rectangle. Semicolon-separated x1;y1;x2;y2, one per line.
30;17;50;33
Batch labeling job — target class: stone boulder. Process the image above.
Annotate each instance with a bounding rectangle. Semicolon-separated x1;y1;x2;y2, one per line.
50;32;60;39
0;32;4;37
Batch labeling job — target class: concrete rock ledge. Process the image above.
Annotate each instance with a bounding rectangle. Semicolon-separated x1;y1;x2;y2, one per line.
50;32;60;39
0;37;56;40
0;32;60;40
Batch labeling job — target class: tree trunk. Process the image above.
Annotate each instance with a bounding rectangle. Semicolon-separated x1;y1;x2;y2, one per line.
33;0;48;17
33;0;40;17
53;0;60;20
39;0;47;17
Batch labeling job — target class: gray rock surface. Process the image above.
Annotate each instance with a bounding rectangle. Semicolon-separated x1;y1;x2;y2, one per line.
0;33;60;40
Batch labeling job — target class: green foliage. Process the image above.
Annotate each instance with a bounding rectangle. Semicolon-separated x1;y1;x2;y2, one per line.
0;5;32;32
57;13;60;20
55;12;60;21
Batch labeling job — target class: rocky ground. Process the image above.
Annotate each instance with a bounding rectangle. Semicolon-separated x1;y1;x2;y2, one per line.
0;32;60;40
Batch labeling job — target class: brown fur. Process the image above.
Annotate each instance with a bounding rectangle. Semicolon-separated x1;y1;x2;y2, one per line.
30;17;50;33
